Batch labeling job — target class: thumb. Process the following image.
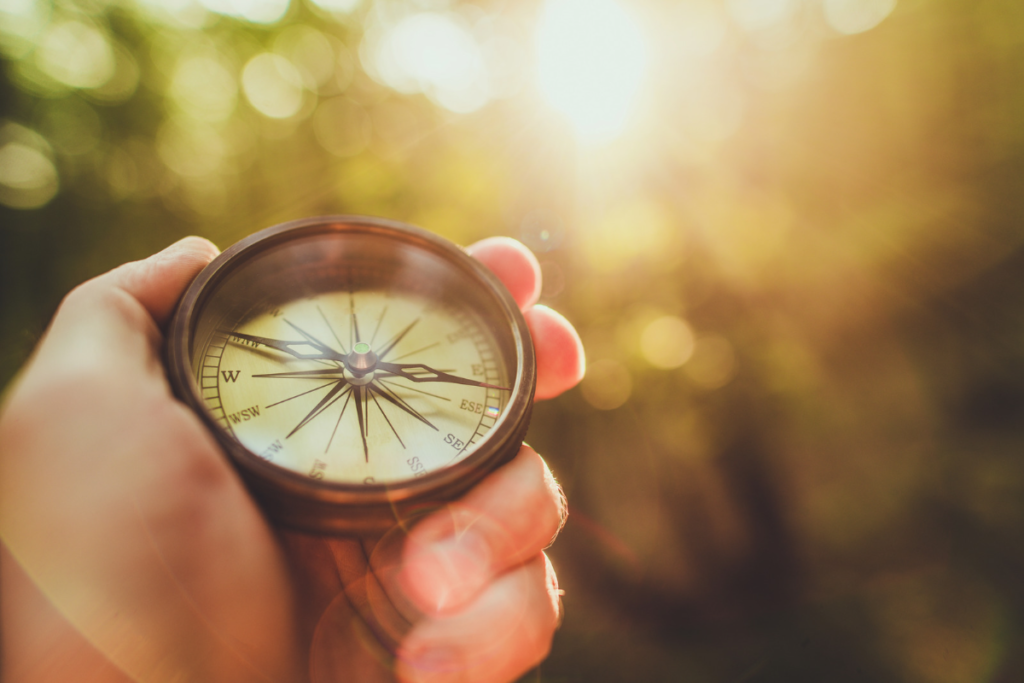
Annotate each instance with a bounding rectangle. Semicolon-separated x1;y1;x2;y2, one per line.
33;237;219;377
107;236;221;327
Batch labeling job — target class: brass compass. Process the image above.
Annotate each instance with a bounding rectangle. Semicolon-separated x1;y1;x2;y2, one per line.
166;216;535;534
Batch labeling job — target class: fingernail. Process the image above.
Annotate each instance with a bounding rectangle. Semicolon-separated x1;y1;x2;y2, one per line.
404;532;491;613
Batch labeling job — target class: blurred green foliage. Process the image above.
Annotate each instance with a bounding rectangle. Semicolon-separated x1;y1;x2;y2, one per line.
4;0;1024;681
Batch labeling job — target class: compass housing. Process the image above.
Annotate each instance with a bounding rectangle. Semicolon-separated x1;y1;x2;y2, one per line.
166;216;536;535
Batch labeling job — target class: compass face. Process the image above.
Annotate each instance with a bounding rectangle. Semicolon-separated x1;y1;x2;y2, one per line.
168;217;534;533
199;288;508;485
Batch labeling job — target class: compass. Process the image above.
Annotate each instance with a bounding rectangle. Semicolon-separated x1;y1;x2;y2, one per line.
166;216;536;535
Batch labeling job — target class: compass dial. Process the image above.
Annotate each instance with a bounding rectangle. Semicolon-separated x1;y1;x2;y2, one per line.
167;217;535;534
201;290;508;485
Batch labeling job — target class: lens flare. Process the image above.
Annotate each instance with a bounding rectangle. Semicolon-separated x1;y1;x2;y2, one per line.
535;0;648;143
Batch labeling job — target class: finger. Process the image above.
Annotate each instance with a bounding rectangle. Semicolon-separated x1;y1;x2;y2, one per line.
34;236;218;375
466;237;541;311
398;446;566;615
107;235;220;326
526;306;586;400
395;553;560;683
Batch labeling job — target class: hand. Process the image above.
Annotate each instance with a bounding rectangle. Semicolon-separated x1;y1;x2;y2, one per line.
0;235;584;683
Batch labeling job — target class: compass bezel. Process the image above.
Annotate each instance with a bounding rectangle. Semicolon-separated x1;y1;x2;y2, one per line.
166;216;536;534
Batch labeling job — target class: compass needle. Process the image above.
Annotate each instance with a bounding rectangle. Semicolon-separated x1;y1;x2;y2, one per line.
284;319;340;359
377;362;510;391
254;368;346;379
223;330;345;362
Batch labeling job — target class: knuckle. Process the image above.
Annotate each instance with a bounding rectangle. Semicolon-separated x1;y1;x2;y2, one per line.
521;555;560;667
65;274;157;335
542;467;568;547
518;449;565;545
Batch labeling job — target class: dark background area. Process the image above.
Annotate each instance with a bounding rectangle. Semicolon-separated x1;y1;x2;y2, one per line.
3;0;1024;680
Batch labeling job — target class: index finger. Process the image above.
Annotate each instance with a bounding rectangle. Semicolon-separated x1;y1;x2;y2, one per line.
398;445;566;616
467;238;585;400
466;237;541;311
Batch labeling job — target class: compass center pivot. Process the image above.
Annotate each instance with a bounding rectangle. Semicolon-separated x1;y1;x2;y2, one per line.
344;341;378;385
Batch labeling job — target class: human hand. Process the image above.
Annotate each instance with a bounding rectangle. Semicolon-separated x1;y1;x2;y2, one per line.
0;234;583;683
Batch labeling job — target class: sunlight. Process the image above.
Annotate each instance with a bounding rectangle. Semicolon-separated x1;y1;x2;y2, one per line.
535;0;648;144
366;11;489;114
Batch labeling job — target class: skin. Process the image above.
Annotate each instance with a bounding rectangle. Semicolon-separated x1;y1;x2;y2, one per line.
0;235;585;683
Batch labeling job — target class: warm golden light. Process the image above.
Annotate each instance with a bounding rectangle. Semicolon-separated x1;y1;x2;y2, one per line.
365;11;489;114
535;0;648;143
823;0;897;35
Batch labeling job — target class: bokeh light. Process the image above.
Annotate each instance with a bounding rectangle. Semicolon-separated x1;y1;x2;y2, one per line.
242;53;307;119
0;0;51;59
90;42;140;103
35;20;114;90
0;121;58;209
170;55;238;122
274;25;336;90
580;359;632;410
640;316;695;370
535;0;648;143
683;335;737;389
823;0;897;35
364;9;489;114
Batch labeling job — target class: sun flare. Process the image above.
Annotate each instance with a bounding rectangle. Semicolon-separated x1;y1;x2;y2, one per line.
534;0;649;144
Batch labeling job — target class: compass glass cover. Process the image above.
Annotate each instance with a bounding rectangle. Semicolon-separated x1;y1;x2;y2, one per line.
185;228;519;487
